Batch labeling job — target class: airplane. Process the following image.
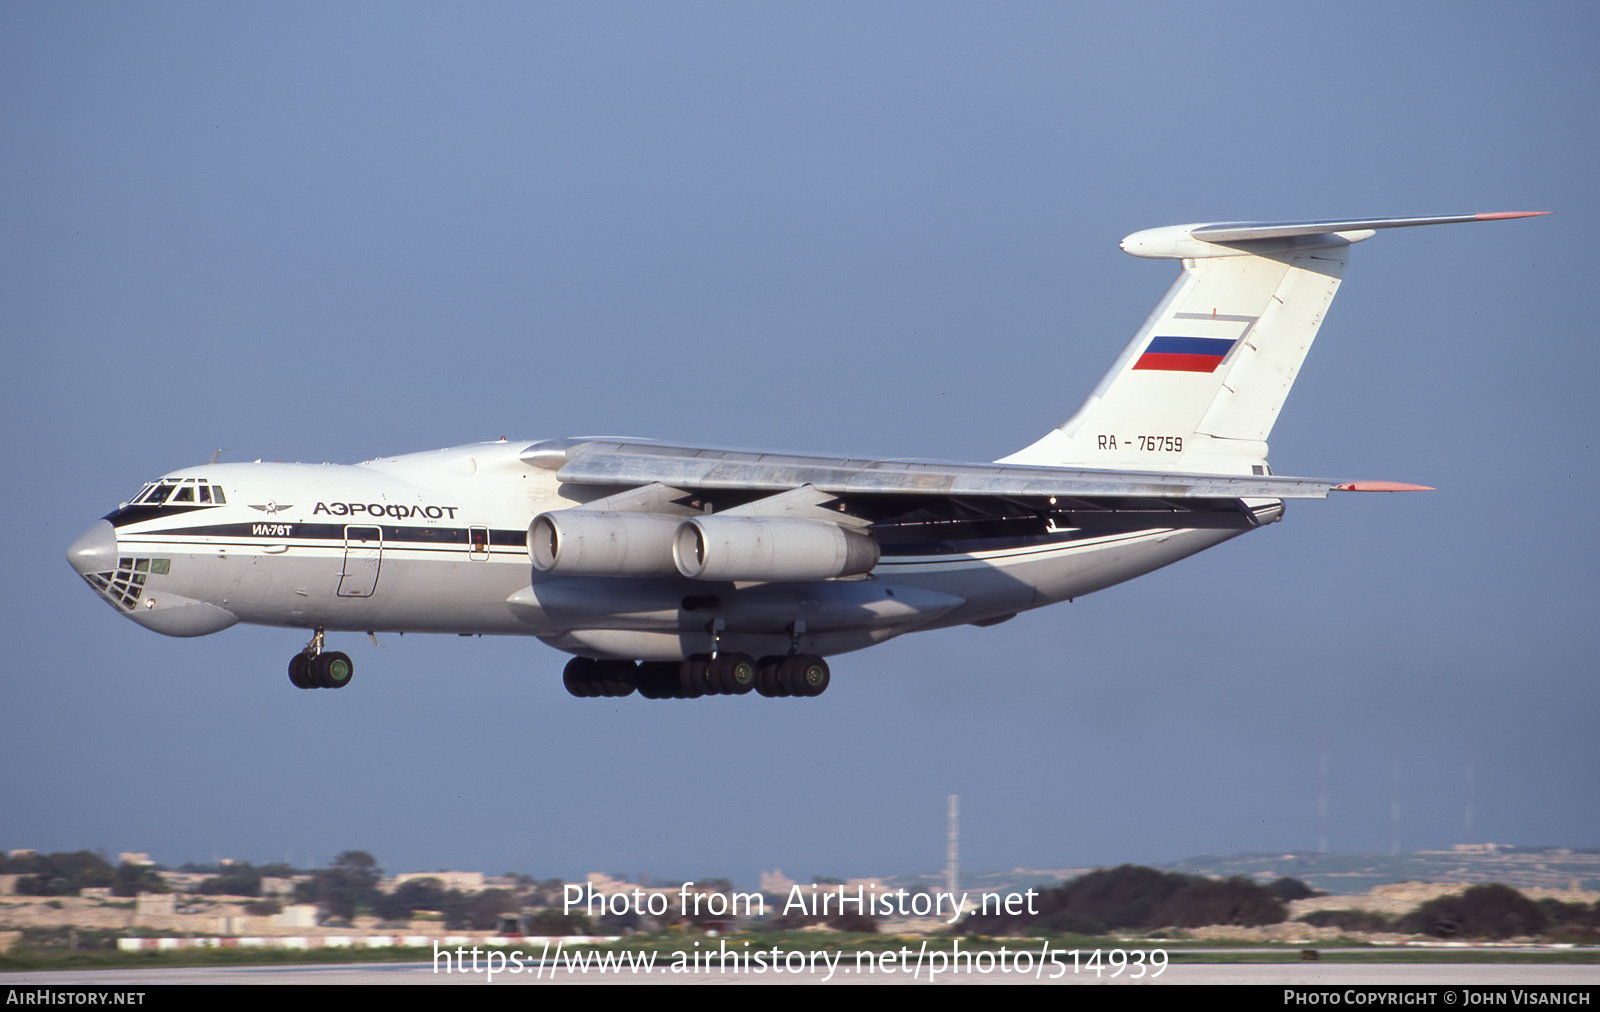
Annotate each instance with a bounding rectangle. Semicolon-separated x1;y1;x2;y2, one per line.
67;212;1543;699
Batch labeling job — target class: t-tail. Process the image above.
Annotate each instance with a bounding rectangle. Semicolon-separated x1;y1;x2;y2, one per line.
1002;212;1547;475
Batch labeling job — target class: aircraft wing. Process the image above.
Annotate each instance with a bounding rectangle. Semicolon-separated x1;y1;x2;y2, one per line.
522;439;1422;538
526;438;1394;500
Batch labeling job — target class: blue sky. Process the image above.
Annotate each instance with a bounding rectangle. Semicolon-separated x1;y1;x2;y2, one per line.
3;2;1594;885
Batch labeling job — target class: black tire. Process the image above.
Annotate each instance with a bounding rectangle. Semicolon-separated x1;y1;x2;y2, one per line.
315;651;354;689
773;657;796;697
787;655;829;696
595;660;637;697
678;656;708;698
637;662;676;699
720;653;756;694
288;652;314;689
755;656;783;697
563;657;597;697
707;654;737;694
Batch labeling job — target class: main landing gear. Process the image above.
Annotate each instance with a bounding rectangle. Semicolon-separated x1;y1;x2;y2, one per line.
562;653;830;700
288;627;354;690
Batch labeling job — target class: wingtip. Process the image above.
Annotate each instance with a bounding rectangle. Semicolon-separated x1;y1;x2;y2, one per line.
1475;211;1551;220
1334;481;1435;492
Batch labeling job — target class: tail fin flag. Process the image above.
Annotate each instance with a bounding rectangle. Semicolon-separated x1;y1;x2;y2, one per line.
1002;212;1547;475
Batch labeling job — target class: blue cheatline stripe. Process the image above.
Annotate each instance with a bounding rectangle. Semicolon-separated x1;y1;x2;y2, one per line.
1144;336;1236;357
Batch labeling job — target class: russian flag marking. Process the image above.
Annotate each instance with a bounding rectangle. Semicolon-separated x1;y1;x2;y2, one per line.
1133;336;1236;373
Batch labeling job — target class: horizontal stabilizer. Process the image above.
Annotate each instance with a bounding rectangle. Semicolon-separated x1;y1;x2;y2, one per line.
1190;211;1548;244
1332;481;1435;492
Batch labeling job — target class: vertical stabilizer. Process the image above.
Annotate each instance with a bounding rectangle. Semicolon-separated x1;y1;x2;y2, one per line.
1002;213;1546;474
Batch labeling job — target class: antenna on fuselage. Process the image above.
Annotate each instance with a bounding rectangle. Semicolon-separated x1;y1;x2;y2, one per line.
208;448;228;465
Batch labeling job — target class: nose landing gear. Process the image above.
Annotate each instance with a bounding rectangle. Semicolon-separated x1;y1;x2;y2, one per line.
288;627;354;690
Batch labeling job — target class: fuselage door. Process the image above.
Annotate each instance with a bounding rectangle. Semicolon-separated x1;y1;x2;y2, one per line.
338;525;383;597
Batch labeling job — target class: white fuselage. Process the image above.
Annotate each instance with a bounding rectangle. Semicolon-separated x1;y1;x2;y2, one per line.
70;440;1269;662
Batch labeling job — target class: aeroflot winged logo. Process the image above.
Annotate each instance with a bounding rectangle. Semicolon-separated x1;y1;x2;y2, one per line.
248;502;293;514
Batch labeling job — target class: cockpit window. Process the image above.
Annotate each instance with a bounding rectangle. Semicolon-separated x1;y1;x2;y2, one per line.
126;478;227;507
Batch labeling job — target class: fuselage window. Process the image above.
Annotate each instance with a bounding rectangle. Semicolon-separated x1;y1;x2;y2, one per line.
210;485;225;504
197;485;212;503
170;485;195;503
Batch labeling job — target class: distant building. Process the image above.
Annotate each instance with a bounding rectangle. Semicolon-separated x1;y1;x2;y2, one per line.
391;871;484;893
260;877;294;897
273;905;318;928
135;893;175;918
118;853;154;867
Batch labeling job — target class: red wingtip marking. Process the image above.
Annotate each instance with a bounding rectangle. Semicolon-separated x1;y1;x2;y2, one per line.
1475;211;1551;220
1334;481;1435;492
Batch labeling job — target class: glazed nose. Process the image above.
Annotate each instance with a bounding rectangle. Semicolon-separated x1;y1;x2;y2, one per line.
67;520;119;575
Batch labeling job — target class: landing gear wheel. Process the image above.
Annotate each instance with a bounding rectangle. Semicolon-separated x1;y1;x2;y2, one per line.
594;660;638;697
288;652;314;689
678;655;709;698
785;655;829;696
313;651;354;689
708;653;756;694
636;662;677;699
771;656;796;694
724;654;756;694
563;657;597;697
755;656;784;697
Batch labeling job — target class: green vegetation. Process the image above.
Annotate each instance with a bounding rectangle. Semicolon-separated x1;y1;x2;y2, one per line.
1398;883;1549;940
306;850;381;923
959;865;1302;936
196;865;262;897
0;851;169;897
1297;909;1394;933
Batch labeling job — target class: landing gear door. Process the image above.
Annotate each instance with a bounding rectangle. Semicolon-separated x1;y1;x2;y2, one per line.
338;526;383;597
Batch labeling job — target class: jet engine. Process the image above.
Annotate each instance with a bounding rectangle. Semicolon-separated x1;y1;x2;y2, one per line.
673;515;879;582
528;510;681;576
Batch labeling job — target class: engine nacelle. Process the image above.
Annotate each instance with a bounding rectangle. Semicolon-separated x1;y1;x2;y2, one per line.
529;510;682;576
673;515;879;582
